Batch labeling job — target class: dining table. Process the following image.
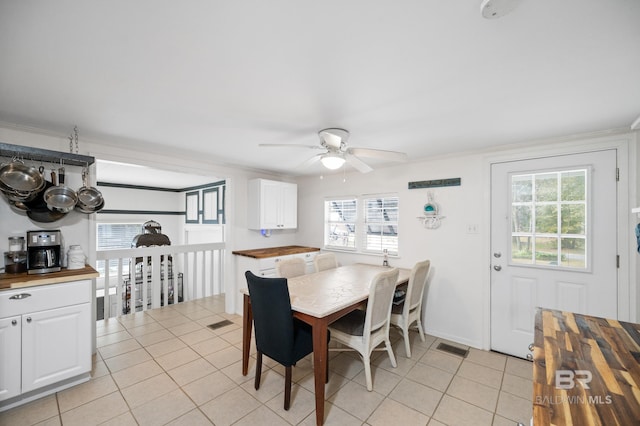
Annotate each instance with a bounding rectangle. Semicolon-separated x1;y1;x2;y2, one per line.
241;263;411;426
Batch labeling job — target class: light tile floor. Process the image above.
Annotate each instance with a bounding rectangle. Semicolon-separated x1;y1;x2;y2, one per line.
0;295;533;426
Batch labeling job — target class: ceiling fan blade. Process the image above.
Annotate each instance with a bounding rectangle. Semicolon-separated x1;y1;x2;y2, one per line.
347;147;408;162
259;143;324;150
345;153;373;173
296;154;323;170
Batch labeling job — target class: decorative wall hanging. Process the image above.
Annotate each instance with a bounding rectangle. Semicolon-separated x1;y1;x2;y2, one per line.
417;191;445;229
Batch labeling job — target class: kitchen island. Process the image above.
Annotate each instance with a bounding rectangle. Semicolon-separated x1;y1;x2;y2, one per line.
533;308;640;425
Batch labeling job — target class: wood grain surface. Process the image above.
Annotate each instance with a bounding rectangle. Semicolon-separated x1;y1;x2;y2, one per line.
0;266;99;290
231;245;320;258
533;308;640;425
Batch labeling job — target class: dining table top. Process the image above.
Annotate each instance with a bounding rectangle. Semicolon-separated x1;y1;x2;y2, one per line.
241;263;411;318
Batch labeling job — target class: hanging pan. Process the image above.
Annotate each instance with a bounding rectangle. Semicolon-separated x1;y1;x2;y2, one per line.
75;166;104;213
44;167;77;213
0;159;45;193
23;169;67;223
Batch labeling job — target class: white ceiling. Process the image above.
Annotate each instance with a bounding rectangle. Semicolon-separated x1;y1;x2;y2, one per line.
1;1;639;180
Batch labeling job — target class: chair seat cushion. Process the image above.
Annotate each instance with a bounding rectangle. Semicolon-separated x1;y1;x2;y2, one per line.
330;309;366;336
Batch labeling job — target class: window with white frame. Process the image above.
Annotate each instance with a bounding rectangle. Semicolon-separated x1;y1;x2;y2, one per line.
363;196;399;255
324;198;357;250
96;223;142;279
324;194;399;255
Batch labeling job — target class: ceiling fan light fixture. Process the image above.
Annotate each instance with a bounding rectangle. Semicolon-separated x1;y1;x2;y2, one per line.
320;153;346;170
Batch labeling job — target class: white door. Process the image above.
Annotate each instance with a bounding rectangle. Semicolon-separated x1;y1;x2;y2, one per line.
490;150;618;359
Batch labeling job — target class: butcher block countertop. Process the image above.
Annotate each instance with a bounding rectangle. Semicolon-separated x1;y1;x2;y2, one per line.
232;245;320;259
533;308;640;425
0;266;99;290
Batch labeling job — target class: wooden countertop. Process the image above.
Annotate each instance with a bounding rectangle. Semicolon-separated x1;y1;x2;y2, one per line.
533;308;640;425
232;245;320;259
0;266;99;290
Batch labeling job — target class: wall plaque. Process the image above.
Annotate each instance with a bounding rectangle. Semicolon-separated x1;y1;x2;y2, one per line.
408;177;461;189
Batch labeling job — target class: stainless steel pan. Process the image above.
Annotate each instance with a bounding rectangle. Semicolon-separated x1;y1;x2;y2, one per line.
0;161;45;193
75;167;103;213
44;168;77;213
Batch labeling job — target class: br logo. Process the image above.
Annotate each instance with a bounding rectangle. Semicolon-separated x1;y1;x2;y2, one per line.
556;370;592;389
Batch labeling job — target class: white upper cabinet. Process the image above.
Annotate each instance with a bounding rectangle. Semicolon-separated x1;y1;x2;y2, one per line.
248;179;297;230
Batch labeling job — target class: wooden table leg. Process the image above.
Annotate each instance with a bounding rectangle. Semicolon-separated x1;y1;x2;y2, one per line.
312;317;328;426
242;294;252;376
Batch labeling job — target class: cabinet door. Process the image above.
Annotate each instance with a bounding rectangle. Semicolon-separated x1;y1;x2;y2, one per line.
261;180;282;229
0;316;21;401
21;303;91;393
280;182;298;228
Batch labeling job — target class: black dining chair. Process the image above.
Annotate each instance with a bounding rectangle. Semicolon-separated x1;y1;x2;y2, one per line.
245;271;327;410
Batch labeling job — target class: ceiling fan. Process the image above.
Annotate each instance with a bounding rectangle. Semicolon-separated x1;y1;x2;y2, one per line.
259;128;408;173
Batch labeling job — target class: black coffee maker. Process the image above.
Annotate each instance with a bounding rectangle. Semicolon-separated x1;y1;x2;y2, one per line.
27;230;62;274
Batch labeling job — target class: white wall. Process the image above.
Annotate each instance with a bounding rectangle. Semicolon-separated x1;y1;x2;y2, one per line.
296;131;639;349
296;153;487;348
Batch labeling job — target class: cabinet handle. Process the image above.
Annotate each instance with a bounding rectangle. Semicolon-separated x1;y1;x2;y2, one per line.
528;343;534;352
11;319;17;326
9;293;31;300
26;317;32;323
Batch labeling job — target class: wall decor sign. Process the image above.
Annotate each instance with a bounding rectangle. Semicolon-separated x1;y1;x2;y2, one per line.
408;177;461;189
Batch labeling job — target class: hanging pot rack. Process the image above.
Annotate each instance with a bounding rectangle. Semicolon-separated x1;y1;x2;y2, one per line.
0;142;94;167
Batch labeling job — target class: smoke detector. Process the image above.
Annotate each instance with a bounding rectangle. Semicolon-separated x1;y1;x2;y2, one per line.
481;0;523;19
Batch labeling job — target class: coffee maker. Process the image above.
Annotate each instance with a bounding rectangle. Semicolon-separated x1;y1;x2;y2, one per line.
27;230;62;274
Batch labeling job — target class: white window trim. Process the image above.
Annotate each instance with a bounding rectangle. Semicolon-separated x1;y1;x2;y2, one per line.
323;193;399;256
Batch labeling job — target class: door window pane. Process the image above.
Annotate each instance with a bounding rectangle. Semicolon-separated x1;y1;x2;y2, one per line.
510;169;588;269
561;204;585;235
560;238;586;268
534;237;559;266
511;236;533;264
512;175;532;202
535;205;558;234
511;206;531;233
535;173;557;202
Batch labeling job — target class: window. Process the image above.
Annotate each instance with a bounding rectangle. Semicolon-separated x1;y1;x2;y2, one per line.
510;169;588;269
96;223;142;279
325;199;357;250
363;196;399;255
324;194;399;255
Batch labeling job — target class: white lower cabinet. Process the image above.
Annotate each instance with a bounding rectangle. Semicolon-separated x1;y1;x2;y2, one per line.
0;316;21;401
0;280;92;411
234;251;318;313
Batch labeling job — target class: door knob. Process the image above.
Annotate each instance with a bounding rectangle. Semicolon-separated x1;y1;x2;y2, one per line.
493;252;502;258
493;265;502;271
526;353;533;361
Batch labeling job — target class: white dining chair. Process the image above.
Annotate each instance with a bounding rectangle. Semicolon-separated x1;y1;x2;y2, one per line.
390;259;431;358
328;268;399;391
313;253;338;272
276;257;306;278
